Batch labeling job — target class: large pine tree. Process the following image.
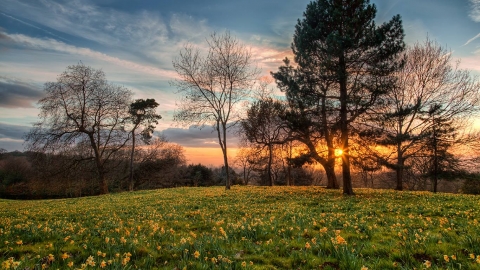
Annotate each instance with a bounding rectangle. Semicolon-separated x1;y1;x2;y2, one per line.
273;0;405;194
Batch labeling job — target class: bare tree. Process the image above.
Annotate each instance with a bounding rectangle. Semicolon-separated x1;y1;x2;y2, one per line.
25;63;132;194
372;39;480;190
241;98;287;186
172;31;259;190
233;147;258;185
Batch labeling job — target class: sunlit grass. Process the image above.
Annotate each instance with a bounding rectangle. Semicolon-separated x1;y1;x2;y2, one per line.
1;186;480;269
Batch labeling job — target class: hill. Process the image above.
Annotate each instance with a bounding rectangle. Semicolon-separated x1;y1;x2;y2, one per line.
1;186;480;269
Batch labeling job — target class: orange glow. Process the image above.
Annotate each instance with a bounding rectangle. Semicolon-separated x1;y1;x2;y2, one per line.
335;149;343;157
184;147;239;167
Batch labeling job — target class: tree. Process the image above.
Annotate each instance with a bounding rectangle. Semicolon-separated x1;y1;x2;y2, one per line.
172;31;259;190
273;0;405;194
241;98;287;186
371;39;480;190
274;58;340;189
25;63;132;194
234;147;259;185
424;104;461;193
126;99;162;191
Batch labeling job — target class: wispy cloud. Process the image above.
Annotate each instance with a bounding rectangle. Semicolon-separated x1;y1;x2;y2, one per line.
0;76;43;108
0;11;70;42
469;0;480;22
463;33;480;46
12;0;168;47
3;31;177;79
0;122;31;140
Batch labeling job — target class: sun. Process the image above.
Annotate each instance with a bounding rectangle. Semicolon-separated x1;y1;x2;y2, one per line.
335;149;343;157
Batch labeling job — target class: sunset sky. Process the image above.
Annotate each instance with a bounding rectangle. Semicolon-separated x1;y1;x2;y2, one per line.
1;0;480;165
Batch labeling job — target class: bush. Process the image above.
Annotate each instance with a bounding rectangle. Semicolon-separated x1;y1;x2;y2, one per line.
461;174;480;195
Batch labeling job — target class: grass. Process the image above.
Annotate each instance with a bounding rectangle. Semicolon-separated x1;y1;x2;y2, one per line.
1;186;480;269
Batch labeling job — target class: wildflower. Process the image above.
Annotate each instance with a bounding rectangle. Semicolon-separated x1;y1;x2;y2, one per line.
194;251;200;259
444;255;449;262
11;260;20;269
305;242;311;249
100;260;107;268
470;253;475;259
393;262;398;267
451;255;456;260
336;235;347;245
86;255;96;267
250;261;253;265
424;260;431;268
67;261;74;268
2;260;11;269
48;254;55;262
241;261;247;267
361;266;368;270
16;240;23;245
105;237;110;244
476;255;480;264
61;252;69;260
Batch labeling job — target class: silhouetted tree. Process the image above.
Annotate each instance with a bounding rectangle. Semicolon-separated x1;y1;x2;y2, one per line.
242;98;287;186
371;39;480;190
172;31;259;190
126;99;162;191
273;0;405;194
25;63;132;194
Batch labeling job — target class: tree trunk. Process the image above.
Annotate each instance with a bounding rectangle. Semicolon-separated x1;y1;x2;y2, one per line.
267;143;273;186
433;123;438;193
325;164;337;189
222;124;231;190
339;54;354;195
129;131;136;191
243;166;246;185
326;147;339;189
395;143;404;191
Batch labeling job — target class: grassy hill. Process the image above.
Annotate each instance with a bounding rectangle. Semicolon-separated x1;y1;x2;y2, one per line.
1;186;480;269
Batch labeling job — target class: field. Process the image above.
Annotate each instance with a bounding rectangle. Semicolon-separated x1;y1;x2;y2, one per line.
1;186;480;269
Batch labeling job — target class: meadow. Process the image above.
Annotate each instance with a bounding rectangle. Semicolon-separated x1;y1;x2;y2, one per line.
1;186;480;270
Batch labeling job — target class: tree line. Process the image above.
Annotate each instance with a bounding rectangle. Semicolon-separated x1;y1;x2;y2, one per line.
174;0;480;195
2;0;480;198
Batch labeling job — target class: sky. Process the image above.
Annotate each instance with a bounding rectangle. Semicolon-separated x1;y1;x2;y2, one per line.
1;0;480;165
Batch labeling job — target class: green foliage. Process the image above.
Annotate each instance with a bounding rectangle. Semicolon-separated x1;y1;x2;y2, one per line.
1;187;480;269
185;164;215;187
127;98;162;143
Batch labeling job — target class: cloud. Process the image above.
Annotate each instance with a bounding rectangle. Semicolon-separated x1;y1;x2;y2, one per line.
0;12;70;42
469;0;480;22
3;0;169;47
3;31;178;79
161;126;240;148
0;76;43;108
463;33;480;46
0;122;31;140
